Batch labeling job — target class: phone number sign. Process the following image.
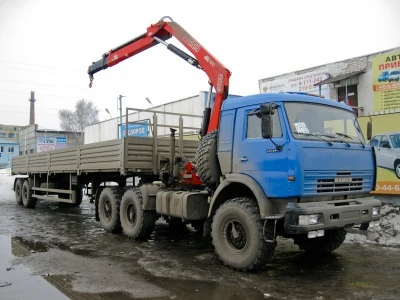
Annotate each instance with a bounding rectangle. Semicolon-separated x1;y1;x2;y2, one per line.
260;69;330;98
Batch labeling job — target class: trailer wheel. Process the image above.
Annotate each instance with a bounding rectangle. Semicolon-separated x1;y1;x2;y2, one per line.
21;180;37;209
293;228;347;255
15;179;23;205
211;198;276;271
120;188;158;240
98;188;123;233
196;130;221;188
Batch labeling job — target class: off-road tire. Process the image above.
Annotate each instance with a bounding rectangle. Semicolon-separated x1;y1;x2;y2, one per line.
211;197;276;271
120;188;158;240
21;180;37;209
15;179;23;205
293;228;347;254
195;130;221;188
98;187;123;233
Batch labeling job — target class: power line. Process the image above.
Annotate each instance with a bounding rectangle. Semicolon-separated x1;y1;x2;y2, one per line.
0;79;89;90
0;79;118;93
0;65;80;75
0;32;63;44
0;105;59;111
0;90;115;103
0;90;85;99
1;110;58;116
0;59;82;72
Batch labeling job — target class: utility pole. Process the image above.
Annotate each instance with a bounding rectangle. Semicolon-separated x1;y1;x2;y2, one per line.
118;95;125;126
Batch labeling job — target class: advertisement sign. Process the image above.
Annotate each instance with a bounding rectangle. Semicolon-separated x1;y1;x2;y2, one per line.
119;120;149;138
372;51;400;111
358;113;400;195
36;137;67;153
259;70;330;98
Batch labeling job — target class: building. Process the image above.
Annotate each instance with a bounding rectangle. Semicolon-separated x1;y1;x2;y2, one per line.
0;139;19;169
85;91;241;144
259;47;400;198
259;47;400;117
0;124;25;143
18;124;81;155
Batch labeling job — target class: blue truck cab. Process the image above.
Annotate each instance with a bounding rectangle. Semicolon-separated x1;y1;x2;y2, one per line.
207;92;381;270
378;71;390;82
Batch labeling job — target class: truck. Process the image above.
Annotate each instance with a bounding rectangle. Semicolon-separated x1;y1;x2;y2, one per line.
12;16;381;271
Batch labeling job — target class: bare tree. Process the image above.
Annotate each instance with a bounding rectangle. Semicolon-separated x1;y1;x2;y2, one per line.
58;99;99;144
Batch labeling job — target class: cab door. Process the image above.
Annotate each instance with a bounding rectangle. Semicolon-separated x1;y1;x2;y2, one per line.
232;104;289;197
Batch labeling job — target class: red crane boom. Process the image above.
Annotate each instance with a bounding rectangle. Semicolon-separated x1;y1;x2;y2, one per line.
88;16;231;134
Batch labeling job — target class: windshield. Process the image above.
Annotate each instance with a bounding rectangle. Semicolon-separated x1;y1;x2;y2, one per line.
284;102;365;144
390;134;400;148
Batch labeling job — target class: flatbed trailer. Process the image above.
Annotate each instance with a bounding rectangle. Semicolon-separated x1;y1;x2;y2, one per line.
12;108;201;206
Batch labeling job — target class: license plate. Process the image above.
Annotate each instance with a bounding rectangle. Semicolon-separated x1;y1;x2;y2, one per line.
334;177;352;183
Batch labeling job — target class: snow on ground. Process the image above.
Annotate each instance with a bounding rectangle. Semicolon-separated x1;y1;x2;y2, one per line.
0;173;16;203
1;173;400;246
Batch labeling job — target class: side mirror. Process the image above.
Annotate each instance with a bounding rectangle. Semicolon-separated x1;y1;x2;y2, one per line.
261;115;273;139
367;121;372;140
260;103;275;116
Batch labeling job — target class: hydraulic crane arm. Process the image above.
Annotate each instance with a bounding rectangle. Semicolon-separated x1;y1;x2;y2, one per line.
87;16;231;134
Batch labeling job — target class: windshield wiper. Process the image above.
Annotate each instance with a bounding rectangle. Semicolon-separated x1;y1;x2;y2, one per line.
334;132;365;148
294;132;333;146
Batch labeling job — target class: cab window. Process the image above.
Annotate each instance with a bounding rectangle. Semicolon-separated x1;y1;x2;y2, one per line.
247;111;282;139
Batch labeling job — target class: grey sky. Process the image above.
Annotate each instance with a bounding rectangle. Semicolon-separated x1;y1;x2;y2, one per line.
0;0;399;130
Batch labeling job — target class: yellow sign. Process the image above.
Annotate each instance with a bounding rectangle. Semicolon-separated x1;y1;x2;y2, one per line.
372;51;400;111
358;113;400;195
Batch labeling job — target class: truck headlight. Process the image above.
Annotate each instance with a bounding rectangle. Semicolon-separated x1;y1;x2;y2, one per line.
372;206;380;216
299;214;321;225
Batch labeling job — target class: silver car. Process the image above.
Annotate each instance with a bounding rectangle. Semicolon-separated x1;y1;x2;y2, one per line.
370;132;400;179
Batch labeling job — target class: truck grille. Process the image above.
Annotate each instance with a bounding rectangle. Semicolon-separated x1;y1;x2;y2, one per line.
304;171;373;195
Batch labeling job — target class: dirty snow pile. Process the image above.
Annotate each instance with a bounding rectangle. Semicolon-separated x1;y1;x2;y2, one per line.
346;205;400;247
367;205;400;245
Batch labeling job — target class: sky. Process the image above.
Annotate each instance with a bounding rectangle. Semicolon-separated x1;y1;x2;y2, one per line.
0;0;399;130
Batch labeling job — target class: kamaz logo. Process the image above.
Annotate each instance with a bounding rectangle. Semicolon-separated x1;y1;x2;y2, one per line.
182;35;201;52
334;177;352;183
216;74;223;93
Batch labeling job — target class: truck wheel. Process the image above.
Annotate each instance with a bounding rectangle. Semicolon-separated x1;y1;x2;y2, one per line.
21;180;37;209
98;188;122;233
15;179;23;205
120;188;158;240
195;130;221;188
211;198;276;271
394;160;400;179
293;228;347;254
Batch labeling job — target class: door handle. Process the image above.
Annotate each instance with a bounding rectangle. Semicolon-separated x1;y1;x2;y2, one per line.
240;156;248;162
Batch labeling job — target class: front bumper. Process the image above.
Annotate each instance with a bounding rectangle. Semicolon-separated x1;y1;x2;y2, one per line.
284;197;381;234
